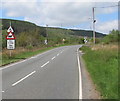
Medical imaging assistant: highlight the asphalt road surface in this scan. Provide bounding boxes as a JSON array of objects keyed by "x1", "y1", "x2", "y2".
[{"x1": 2, "y1": 45, "x2": 82, "y2": 99}]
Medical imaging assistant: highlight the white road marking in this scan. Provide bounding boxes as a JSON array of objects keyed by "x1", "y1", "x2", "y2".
[
  {"x1": 2, "y1": 91, "x2": 5, "y2": 93},
  {"x1": 31, "y1": 57, "x2": 36, "y2": 58},
  {"x1": 1, "y1": 60, "x2": 26, "y2": 70},
  {"x1": 77, "y1": 48, "x2": 82, "y2": 99},
  {"x1": 51, "y1": 56, "x2": 56, "y2": 60},
  {"x1": 57, "y1": 53, "x2": 59, "y2": 56},
  {"x1": 79, "y1": 50, "x2": 82, "y2": 53},
  {"x1": 12, "y1": 71, "x2": 36, "y2": 87},
  {"x1": 1, "y1": 48, "x2": 56, "y2": 70},
  {"x1": 41, "y1": 61, "x2": 50, "y2": 68}
]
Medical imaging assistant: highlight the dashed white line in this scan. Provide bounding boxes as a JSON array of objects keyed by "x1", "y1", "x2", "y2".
[
  {"x1": 57, "y1": 53, "x2": 59, "y2": 56},
  {"x1": 51, "y1": 56, "x2": 56, "y2": 60},
  {"x1": 2, "y1": 91, "x2": 5, "y2": 93},
  {"x1": 41, "y1": 61, "x2": 50, "y2": 68},
  {"x1": 1, "y1": 48, "x2": 56, "y2": 70},
  {"x1": 12, "y1": 71, "x2": 36, "y2": 87}
]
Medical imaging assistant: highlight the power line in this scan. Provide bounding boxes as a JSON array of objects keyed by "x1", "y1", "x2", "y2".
[{"x1": 94, "y1": 5, "x2": 119, "y2": 8}]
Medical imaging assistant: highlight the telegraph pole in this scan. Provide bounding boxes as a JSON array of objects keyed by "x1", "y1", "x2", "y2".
[
  {"x1": 46, "y1": 24, "x2": 48, "y2": 36},
  {"x1": 45, "y1": 24, "x2": 48, "y2": 45},
  {"x1": 92, "y1": 7, "x2": 95, "y2": 44}
]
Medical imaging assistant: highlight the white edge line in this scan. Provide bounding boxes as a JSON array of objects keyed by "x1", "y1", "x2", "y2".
[
  {"x1": 1, "y1": 48, "x2": 66, "y2": 70},
  {"x1": 1, "y1": 60, "x2": 26, "y2": 70},
  {"x1": 51, "y1": 56, "x2": 56, "y2": 60},
  {"x1": 41, "y1": 61, "x2": 50, "y2": 68},
  {"x1": 1, "y1": 48, "x2": 55, "y2": 70},
  {"x1": 12, "y1": 71, "x2": 36, "y2": 87},
  {"x1": 77, "y1": 48, "x2": 82, "y2": 99}
]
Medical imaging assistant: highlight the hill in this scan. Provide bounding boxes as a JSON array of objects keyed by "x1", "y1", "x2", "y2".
[
  {"x1": 70, "y1": 29, "x2": 106, "y2": 38},
  {"x1": 1, "y1": 19, "x2": 106, "y2": 48},
  {"x1": 1, "y1": 19, "x2": 105, "y2": 38}
]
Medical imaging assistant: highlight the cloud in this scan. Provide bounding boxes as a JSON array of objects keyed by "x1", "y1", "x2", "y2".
[
  {"x1": 25, "y1": 2, "x2": 95, "y2": 26},
  {"x1": 2, "y1": 0, "x2": 118, "y2": 33},
  {"x1": 39, "y1": 0, "x2": 119, "y2": 2},
  {"x1": 96, "y1": 20, "x2": 118, "y2": 34},
  {"x1": 2, "y1": 0, "x2": 37, "y2": 2},
  {"x1": 2, "y1": 0, "x2": 37, "y2": 17}
]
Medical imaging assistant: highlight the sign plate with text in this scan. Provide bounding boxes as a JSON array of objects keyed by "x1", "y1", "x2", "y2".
[{"x1": 7, "y1": 40, "x2": 15, "y2": 50}]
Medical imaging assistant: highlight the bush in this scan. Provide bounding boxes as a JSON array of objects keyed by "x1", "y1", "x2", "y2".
[
  {"x1": 26, "y1": 45, "x2": 33, "y2": 50},
  {"x1": 103, "y1": 30, "x2": 119, "y2": 44}
]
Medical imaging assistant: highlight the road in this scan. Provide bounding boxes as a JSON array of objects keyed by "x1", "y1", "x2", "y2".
[{"x1": 1, "y1": 45, "x2": 82, "y2": 99}]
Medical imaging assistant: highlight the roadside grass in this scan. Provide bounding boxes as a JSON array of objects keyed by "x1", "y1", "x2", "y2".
[
  {"x1": 1, "y1": 47, "x2": 54, "y2": 66},
  {"x1": 1, "y1": 43, "x2": 76, "y2": 66},
  {"x1": 80, "y1": 44, "x2": 118, "y2": 99}
]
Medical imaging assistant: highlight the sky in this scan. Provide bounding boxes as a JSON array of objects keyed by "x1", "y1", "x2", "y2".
[{"x1": 0, "y1": 0, "x2": 119, "y2": 34}]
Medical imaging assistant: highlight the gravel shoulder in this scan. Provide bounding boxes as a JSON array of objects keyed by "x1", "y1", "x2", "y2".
[{"x1": 79, "y1": 52, "x2": 101, "y2": 99}]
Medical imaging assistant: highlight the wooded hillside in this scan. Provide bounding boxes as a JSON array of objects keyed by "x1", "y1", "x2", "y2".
[{"x1": 1, "y1": 19, "x2": 106, "y2": 49}]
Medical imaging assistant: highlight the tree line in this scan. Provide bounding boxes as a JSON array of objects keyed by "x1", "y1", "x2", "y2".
[{"x1": 1, "y1": 19, "x2": 84, "y2": 49}]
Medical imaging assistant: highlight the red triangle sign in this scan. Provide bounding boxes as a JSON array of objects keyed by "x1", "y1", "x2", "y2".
[{"x1": 6, "y1": 32, "x2": 16, "y2": 40}]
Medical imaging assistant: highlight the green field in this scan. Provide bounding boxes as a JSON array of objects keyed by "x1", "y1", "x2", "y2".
[{"x1": 80, "y1": 45, "x2": 118, "y2": 99}]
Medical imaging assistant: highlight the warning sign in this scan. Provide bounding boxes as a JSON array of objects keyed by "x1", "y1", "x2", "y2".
[
  {"x1": 6, "y1": 32, "x2": 16, "y2": 40},
  {"x1": 6, "y1": 25, "x2": 16, "y2": 50}
]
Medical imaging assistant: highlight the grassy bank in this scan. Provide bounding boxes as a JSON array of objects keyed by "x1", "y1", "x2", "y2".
[
  {"x1": 1, "y1": 44, "x2": 72, "y2": 66},
  {"x1": 80, "y1": 44, "x2": 118, "y2": 99}
]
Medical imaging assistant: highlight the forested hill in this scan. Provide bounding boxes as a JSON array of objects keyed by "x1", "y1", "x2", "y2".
[
  {"x1": 1, "y1": 19, "x2": 105, "y2": 38},
  {"x1": 70, "y1": 29, "x2": 106, "y2": 37}
]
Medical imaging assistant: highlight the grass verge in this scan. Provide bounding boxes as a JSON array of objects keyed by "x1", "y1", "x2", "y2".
[
  {"x1": 1, "y1": 44, "x2": 73, "y2": 66},
  {"x1": 80, "y1": 44, "x2": 118, "y2": 99},
  {"x1": 2, "y1": 47, "x2": 53, "y2": 66}
]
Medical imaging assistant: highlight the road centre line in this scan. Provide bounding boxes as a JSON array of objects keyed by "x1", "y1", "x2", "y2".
[
  {"x1": 12, "y1": 71, "x2": 36, "y2": 87},
  {"x1": 57, "y1": 53, "x2": 59, "y2": 56},
  {"x1": 77, "y1": 48, "x2": 82, "y2": 99},
  {"x1": 41, "y1": 61, "x2": 50, "y2": 68},
  {"x1": 1, "y1": 48, "x2": 57, "y2": 70},
  {"x1": 51, "y1": 56, "x2": 56, "y2": 60},
  {"x1": 2, "y1": 48, "x2": 65, "y2": 70}
]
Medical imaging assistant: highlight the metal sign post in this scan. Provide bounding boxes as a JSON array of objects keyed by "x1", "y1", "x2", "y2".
[{"x1": 10, "y1": 50, "x2": 11, "y2": 57}]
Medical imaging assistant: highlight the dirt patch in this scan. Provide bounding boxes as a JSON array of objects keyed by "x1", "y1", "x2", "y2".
[{"x1": 91, "y1": 44, "x2": 118, "y2": 51}]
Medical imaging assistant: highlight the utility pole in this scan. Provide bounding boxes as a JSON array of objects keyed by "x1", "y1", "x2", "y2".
[
  {"x1": 92, "y1": 7, "x2": 96, "y2": 44},
  {"x1": 45, "y1": 24, "x2": 48, "y2": 45},
  {"x1": 46, "y1": 24, "x2": 48, "y2": 37}
]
